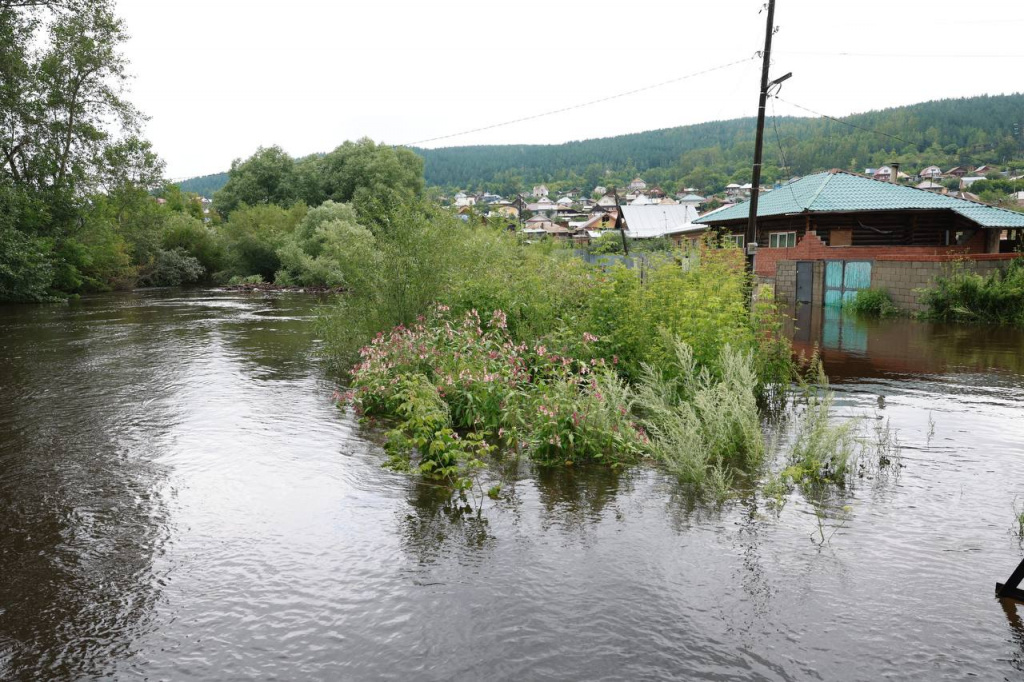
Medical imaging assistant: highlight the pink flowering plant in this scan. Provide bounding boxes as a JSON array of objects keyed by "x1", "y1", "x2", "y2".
[{"x1": 340, "y1": 305, "x2": 648, "y2": 481}]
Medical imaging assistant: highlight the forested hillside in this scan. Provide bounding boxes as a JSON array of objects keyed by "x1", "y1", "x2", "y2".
[
  {"x1": 416, "y1": 94, "x2": 1024, "y2": 193},
  {"x1": 179, "y1": 93, "x2": 1024, "y2": 197},
  {"x1": 179, "y1": 172, "x2": 228, "y2": 197}
]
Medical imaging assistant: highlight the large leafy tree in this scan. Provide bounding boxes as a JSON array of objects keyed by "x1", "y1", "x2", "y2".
[
  {"x1": 1, "y1": 0, "x2": 148, "y2": 197},
  {"x1": 212, "y1": 145, "x2": 299, "y2": 216},
  {"x1": 0, "y1": 0, "x2": 164, "y2": 299}
]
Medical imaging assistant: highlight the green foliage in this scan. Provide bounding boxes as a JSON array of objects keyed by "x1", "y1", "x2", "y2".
[
  {"x1": 412, "y1": 94, "x2": 1024, "y2": 193},
  {"x1": 920, "y1": 258, "x2": 1024, "y2": 326},
  {"x1": 178, "y1": 172, "x2": 229, "y2": 198},
  {"x1": 843, "y1": 288, "x2": 901, "y2": 318},
  {"x1": 274, "y1": 201, "x2": 379, "y2": 289},
  {"x1": 633, "y1": 339, "x2": 764, "y2": 496},
  {"x1": 219, "y1": 203, "x2": 306, "y2": 281},
  {"x1": 212, "y1": 139, "x2": 424, "y2": 223},
  {"x1": 160, "y1": 213, "x2": 225, "y2": 277},
  {"x1": 583, "y1": 250, "x2": 753, "y2": 378},
  {"x1": 782, "y1": 394, "x2": 860, "y2": 489},
  {"x1": 136, "y1": 248, "x2": 205, "y2": 287},
  {"x1": 301, "y1": 138, "x2": 425, "y2": 222},
  {"x1": 0, "y1": 227, "x2": 53, "y2": 302},
  {"x1": 343, "y1": 307, "x2": 645, "y2": 471},
  {"x1": 213, "y1": 146, "x2": 299, "y2": 216},
  {"x1": 587, "y1": 231, "x2": 624, "y2": 254},
  {"x1": 227, "y1": 274, "x2": 264, "y2": 285}
]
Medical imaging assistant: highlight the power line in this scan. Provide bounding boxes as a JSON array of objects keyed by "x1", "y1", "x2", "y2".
[
  {"x1": 773, "y1": 95, "x2": 914, "y2": 146},
  {"x1": 400, "y1": 56, "x2": 756, "y2": 148},
  {"x1": 776, "y1": 50, "x2": 1024, "y2": 59}
]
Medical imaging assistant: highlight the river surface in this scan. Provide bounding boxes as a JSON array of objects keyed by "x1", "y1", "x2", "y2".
[{"x1": 1, "y1": 290, "x2": 1023, "y2": 681}]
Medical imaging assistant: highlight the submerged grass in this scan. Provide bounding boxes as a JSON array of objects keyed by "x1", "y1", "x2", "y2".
[
  {"x1": 920, "y1": 257, "x2": 1024, "y2": 327},
  {"x1": 842, "y1": 288, "x2": 901, "y2": 318}
]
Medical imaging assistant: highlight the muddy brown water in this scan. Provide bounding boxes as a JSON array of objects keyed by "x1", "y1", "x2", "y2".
[{"x1": 1, "y1": 291, "x2": 1023, "y2": 681}]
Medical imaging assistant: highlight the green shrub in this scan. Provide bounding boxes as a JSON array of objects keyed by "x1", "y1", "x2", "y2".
[
  {"x1": 920, "y1": 258, "x2": 1024, "y2": 326},
  {"x1": 633, "y1": 338, "x2": 763, "y2": 495},
  {"x1": 274, "y1": 201, "x2": 379, "y2": 288},
  {"x1": 0, "y1": 228, "x2": 54, "y2": 302},
  {"x1": 219, "y1": 202, "x2": 306, "y2": 281},
  {"x1": 161, "y1": 213, "x2": 225, "y2": 277},
  {"x1": 843, "y1": 288, "x2": 900, "y2": 317},
  {"x1": 137, "y1": 248, "x2": 206, "y2": 287}
]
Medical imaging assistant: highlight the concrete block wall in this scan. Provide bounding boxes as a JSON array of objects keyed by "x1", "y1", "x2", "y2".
[
  {"x1": 774, "y1": 262, "x2": 796, "y2": 303},
  {"x1": 871, "y1": 259, "x2": 1012, "y2": 313},
  {"x1": 774, "y1": 256, "x2": 1019, "y2": 312}
]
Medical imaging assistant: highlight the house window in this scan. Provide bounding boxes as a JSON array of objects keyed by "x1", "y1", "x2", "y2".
[
  {"x1": 768, "y1": 232, "x2": 797, "y2": 248},
  {"x1": 725, "y1": 234, "x2": 744, "y2": 248}
]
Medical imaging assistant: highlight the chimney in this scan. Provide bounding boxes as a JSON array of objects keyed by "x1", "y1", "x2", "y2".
[{"x1": 890, "y1": 162, "x2": 900, "y2": 184}]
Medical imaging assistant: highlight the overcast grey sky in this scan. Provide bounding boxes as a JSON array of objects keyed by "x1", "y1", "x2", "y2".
[{"x1": 115, "y1": 0, "x2": 1024, "y2": 179}]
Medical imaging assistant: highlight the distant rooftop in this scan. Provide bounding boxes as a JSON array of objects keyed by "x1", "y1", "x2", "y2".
[{"x1": 695, "y1": 170, "x2": 1024, "y2": 229}]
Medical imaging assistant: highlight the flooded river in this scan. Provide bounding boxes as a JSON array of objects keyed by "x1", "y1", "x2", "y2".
[{"x1": 2, "y1": 290, "x2": 1023, "y2": 680}]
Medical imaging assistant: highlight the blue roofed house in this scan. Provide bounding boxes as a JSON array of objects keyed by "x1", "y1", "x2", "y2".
[{"x1": 693, "y1": 170, "x2": 1024, "y2": 311}]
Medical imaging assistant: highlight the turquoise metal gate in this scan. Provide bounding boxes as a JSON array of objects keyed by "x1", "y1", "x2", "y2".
[{"x1": 824, "y1": 260, "x2": 872, "y2": 307}]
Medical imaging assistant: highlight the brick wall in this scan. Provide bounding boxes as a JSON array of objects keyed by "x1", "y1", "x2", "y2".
[{"x1": 752, "y1": 230, "x2": 997, "y2": 278}]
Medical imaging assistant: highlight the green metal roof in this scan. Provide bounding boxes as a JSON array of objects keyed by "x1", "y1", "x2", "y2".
[{"x1": 695, "y1": 170, "x2": 1024, "y2": 229}]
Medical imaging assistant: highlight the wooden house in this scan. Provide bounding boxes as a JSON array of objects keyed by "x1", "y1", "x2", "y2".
[{"x1": 694, "y1": 170, "x2": 1024, "y2": 310}]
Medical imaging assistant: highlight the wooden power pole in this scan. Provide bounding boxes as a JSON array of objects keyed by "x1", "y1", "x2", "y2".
[{"x1": 746, "y1": 0, "x2": 777, "y2": 275}]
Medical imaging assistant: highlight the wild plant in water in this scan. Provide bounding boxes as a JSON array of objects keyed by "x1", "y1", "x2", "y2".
[
  {"x1": 1013, "y1": 498, "x2": 1024, "y2": 541},
  {"x1": 633, "y1": 336, "x2": 763, "y2": 496}
]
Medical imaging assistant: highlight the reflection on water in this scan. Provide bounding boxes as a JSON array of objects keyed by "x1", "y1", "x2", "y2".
[
  {"x1": 2, "y1": 291, "x2": 1024, "y2": 680},
  {"x1": 787, "y1": 302, "x2": 1024, "y2": 380}
]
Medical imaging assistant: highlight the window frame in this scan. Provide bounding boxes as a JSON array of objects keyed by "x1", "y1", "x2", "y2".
[{"x1": 768, "y1": 231, "x2": 797, "y2": 248}]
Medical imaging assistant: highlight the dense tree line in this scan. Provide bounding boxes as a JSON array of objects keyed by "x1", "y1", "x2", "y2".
[
  {"x1": 178, "y1": 172, "x2": 228, "y2": 198},
  {"x1": 178, "y1": 94, "x2": 1024, "y2": 201},
  {"x1": 415, "y1": 94, "x2": 1024, "y2": 194},
  {"x1": 211, "y1": 140, "x2": 423, "y2": 222},
  {"x1": 0, "y1": 1, "x2": 429, "y2": 302},
  {"x1": 0, "y1": 0, "x2": 169, "y2": 301}
]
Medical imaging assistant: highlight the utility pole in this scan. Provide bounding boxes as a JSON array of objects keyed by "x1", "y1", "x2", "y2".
[
  {"x1": 614, "y1": 187, "x2": 629, "y2": 255},
  {"x1": 746, "y1": 0, "x2": 777, "y2": 276}
]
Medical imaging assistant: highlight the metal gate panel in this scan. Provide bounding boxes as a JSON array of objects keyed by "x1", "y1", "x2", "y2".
[
  {"x1": 796, "y1": 261, "x2": 813, "y2": 303},
  {"x1": 825, "y1": 261, "x2": 844, "y2": 290},
  {"x1": 844, "y1": 261, "x2": 872, "y2": 290},
  {"x1": 823, "y1": 260, "x2": 872, "y2": 307}
]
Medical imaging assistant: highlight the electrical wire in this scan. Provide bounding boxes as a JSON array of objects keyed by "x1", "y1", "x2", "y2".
[
  {"x1": 770, "y1": 95, "x2": 803, "y2": 209},
  {"x1": 772, "y1": 95, "x2": 914, "y2": 146},
  {"x1": 400, "y1": 56, "x2": 757, "y2": 148}
]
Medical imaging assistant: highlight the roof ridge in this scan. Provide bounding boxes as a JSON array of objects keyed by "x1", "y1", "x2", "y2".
[{"x1": 803, "y1": 171, "x2": 835, "y2": 210}]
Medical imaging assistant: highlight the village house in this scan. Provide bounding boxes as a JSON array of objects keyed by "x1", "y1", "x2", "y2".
[
  {"x1": 919, "y1": 165, "x2": 943, "y2": 180},
  {"x1": 620, "y1": 204, "x2": 701, "y2": 243},
  {"x1": 527, "y1": 197, "x2": 556, "y2": 212},
  {"x1": 915, "y1": 180, "x2": 945, "y2": 193},
  {"x1": 694, "y1": 170, "x2": 1024, "y2": 311},
  {"x1": 522, "y1": 214, "x2": 571, "y2": 238},
  {"x1": 628, "y1": 177, "x2": 647, "y2": 192},
  {"x1": 531, "y1": 184, "x2": 549, "y2": 198},
  {"x1": 677, "y1": 193, "x2": 706, "y2": 209}
]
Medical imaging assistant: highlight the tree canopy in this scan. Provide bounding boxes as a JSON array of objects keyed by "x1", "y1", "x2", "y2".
[{"x1": 213, "y1": 138, "x2": 424, "y2": 221}]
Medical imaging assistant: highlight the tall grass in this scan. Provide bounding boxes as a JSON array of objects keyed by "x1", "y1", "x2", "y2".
[{"x1": 920, "y1": 258, "x2": 1024, "y2": 326}]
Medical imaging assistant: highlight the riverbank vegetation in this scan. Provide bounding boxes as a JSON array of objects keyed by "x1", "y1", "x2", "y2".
[
  {"x1": 920, "y1": 259, "x2": 1024, "y2": 327},
  {"x1": 842, "y1": 288, "x2": 901, "y2": 318}
]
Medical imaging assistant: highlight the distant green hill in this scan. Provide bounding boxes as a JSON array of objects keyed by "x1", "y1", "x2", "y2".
[
  {"x1": 178, "y1": 93, "x2": 1024, "y2": 197},
  {"x1": 178, "y1": 172, "x2": 228, "y2": 198}
]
